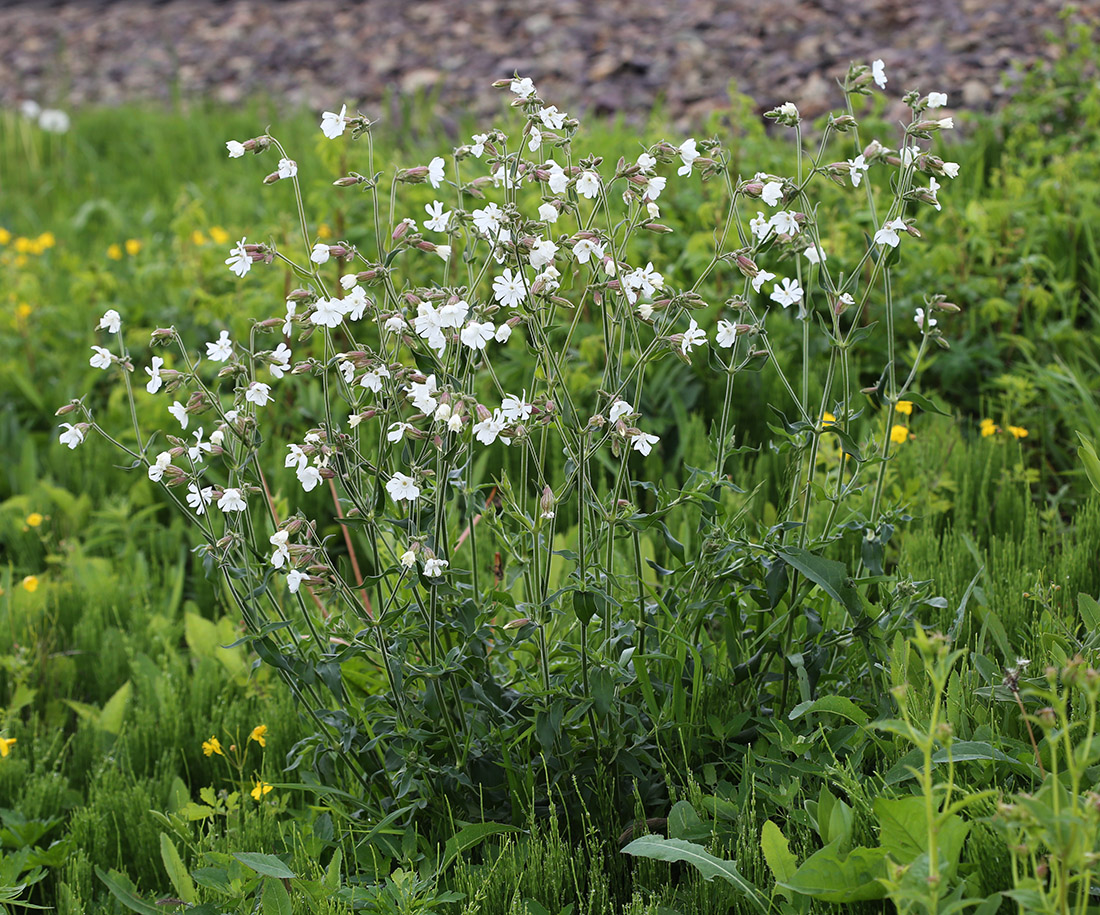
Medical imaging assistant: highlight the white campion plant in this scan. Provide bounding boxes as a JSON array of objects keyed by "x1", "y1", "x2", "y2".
[{"x1": 60, "y1": 63, "x2": 960, "y2": 687}]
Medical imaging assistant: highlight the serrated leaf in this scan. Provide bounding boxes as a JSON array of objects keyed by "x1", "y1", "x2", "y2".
[{"x1": 760, "y1": 820, "x2": 798, "y2": 892}]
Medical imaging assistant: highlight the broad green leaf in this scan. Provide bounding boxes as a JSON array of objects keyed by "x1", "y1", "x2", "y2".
[
  {"x1": 1079, "y1": 593, "x2": 1100, "y2": 631},
  {"x1": 1077, "y1": 432, "x2": 1100, "y2": 494},
  {"x1": 668, "y1": 801, "x2": 711, "y2": 842},
  {"x1": 323, "y1": 848, "x2": 342, "y2": 892},
  {"x1": 159, "y1": 833, "x2": 196, "y2": 903},
  {"x1": 760, "y1": 820, "x2": 798, "y2": 893},
  {"x1": 262, "y1": 877, "x2": 292, "y2": 915},
  {"x1": 788, "y1": 695, "x2": 869, "y2": 726},
  {"x1": 442, "y1": 822, "x2": 521, "y2": 870},
  {"x1": 234, "y1": 853, "x2": 296, "y2": 880},
  {"x1": 776, "y1": 547, "x2": 862, "y2": 619},
  {"x1": 780, "y1": 844, "x2": 888, "y2": 903},
  {"x1": 873, "y1": 796, "x2": 969, "y2": 877},
  {"x1": 95, "y1": 868, "x2": 162, "y2": 915},
  {"x1": 622, "y1": 836, "x2": 767, "y2": 913},
  {"x1": 99, "y1": 680, "x2": 132, "y2": 735},
  {"x1": 902, "y1": 391, "x2": 951, "y2": 417}
]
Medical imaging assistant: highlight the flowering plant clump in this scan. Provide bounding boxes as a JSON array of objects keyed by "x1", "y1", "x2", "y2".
[{"x1": 62, "y1": 65, "x2": 962, "y2": 820}]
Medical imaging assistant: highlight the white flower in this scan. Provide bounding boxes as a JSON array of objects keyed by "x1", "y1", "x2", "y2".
[
  {"x1": 282, "y1": 301, "x2": 296, "y2": 336},
  {"x1": 188, "y1": 428, "x2": 213, "y2": 464},
  {"x1": 637, "y1": 152, "x2": 657, "y2": 172},
  {"x1": 872, "y1": 59, "x2": 887, "y2": 89},
  {"x1": 752, "y1": 269, "x2": 776, "y2": 294},
  {"x1": 361, "y1": 365, "x2": 390, "y2": 392},
  {"x1": 269, "y1": 530, "x2": 291, "y2": 568},
  {"x1": 206, "y1": 330, "x2": 234, "y2": 362},
  {"x1": 575, "y1": 171, "x2": 600, "y2": 199},
  {"x1": 296, "y1": 464, "x2": 322, "y2": 492},
  {"x1": 461, "y1": 320, "x2": 496, "y2": 351},
  {"x1": 311, "y1": 297, "x2": 344, "y2": 328},
  {"x1": 873, "y1": 218, "x2": 907, "y2": 248},
  {"x1": 407, "y1": 374, "x2": 439, "y2": 413},
  {"x1": 39, "y1": 109, "x2": 70, "y2": 133},
  {"x1": 937, "y1": 117, "x2": 954, "y2": 130},
  {"x1": 528, "y1": 126, "x2": 542, "y2": 152},
  {"x1": 246, "y1": 382, "x2": 272, "y2": 406},
  {"x1": 529, "y1": 239, "x2": 558, "y2": 269},
  {"x1": 147, "y1": 451, "x2": 172, "y2": 482},
  {"x1": 803, "y1": 245, "x2": 826, "y2": 265},
  {"x1": 775, "y1": 101, "x2": 799, "y2": 121},
  {"x1": 927, "y1": 91, "x2": 948, "y2": 109},
  {"x1": 470, "y1": 133, "x2": 489, "y2": 157},
  {"x1": 761, "y1": 181, "x2": 784, "y2": 207},
  {"x1": 226, "y1": 140, "x2": 246, "y2": 158},
  {"x1": 510, "y1": 76, "x2": 536, "y2": 98},
  {"x1": 500, "y1": 392, "x2": 532, "y2": 422},
  {"x1": 847, "y1": 154, "x2": 868, "y2": 187},
  {"x1": 547, "y1": 162, "x2": 570, "y2": 195},
  {"x1": 536, "y1": 264, "x2": 561, "y2": 293},
  {"x1": 573, "y1": 238, "x2": 605, "y2": 265},
  {"x1": 900, "y1": 144, "x2": 921, "y2": 168},
  {"x1": 287, "y1": 570, "x2": 308, "y2": 593},
  {"x1": 225, "y1": 237, "x2": 251, "y2": 277},
  {"x1": 769, "y1": 210, "x2": 800, "y2": 236},
  {"x1": 169, "y1": 401, "x2": 189, "y2": 429},
  {"x1": 770, "y1": 277, "x2": 804, "y2": 309},
  {"x1": 631, "y1": 431, "x2": 660, "y2": 456},
  {"x1": 472, "y1": 203, "x2": 503, "y2": 237},
  {"x1": 343, "y1": 286, "x2": 370, "y2": 321},
  {"x1": 423, "y1": 558, "x2": 448, "y2": 578},
  {"x1": 538, "y1": 105, "x2": 566, "y2": 130},
  {"x1": 473, "y1": 411, "x2": 505, "y2": 445},
  {"x1": 716, "y1": 320, "x2": 738, "y2": 348},
  {"x1": 186, "y1": 483, "x2": 214, "y2": 515},
  {"x1": 914, "y1": 307, "x2": 938, "y2": 330},
  {"x1": 400, "y1": 549, "x2": 417, "y2": 569},
  {"x1": 644, "y1": 176, "x2": 667, "y2": 200},
  {"x1": 495, "y1": 323, "x2": 513, "y2": 343},
  {"x1": 386, "y1": 472, "x2": 421, "y2": 502},
  {"x1": 218, "y1": 488, "x2": 247, "y2": 512},
  {"x1": 383, "y1": 315, "x2": 407, "y2": 334},
  {"x1": 89, "y1": 345, "x2": 112, "y2": 370},
  {"x1": 320, "y1": 104, "x2": 348, "y2": 139},
  {"x1": 285, "y1": 444, "x2": 307, "y2": 471},
  {"x1": 310, "y1": 242, "x2": 331, "y2": 265},
  {"x1": 677, "y1": 138, "x2": 699, "y2": 177},
  {"x1": 538, "y1": 202, "x2": 559, "y2": 223},
  {"x1": 609, "y1": 400, "x2": 633, "y2": 423},
  {"x1": 145, "y1": 356, "x2": 164, "y2": 394},
  {"x1": 98, "y1": 309, "x2": 121, "y2": 333},
  {"x1": 267, "y1": 343, "x2": 292, "y2": 380},
  {"x1": 749, "y1": 212, "x2": 771, "y2": 241},
  {"x1": 492, "y1": 268, "x2": 527, "y2": 308},
  {"x1": 434, "y1": 244, "x2": 452, "y2": 262},
  {"x1": 942, "y1": 161, "x2": 960, "y2": 179},
  {"x1": 277, "y1": 158, "x2": 298, "y2": 179},
  {"x1": 58, "y1": 423, "x2": 85, "y2": 449},
  {"x1": 340, "y1": 273, "x2": 358, "y2": 290},
  {"x1": 438, "y1": 300, "x2": 469, "y2": 329},
  {"x1": 926, "y1": 177, "x2": 942, "y2": 211},
  {"x1": 424, "y1": 200, "x2": 451, "y2": 233},
  {"x1": 387, "y1": 422, "x2": 413, "y2": 443},
  {"x1": 680, "y1": 319, "x2": 706, "y2": 355},
  {"x1": 428, "y1": 156, "x2": 445, "y2": 189}
]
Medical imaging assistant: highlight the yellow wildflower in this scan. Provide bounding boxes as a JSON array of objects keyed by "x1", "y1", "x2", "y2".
[
  {"x1": 895, "y1": 401, "x2": 913, "y2": 416},
  {"x1": 251, "y1": 779, "x2": 273, "y2": 800},
  {"x1": 16, "y1": 303, "x2": 32, "y2": 320},
  {"x1": 890, "y1": 424, "x2": 910, "y2": 444},
  {"x1": 14, "y1": 255, "x2": 27, "y2": 268},
  {"x1": 0, "y1": 738, "x2": 15, "y2": 758},
  {"x1": 107, "y1": 243, "x2": 123, "y2": 260},
  {"x1": 21, "y1": 576, "x2": 39, "y2": 593},
  {"x1": 249, "y1": 724, "x2": 268, "y2": 747},
  {"x1": 202, "y1": 735, "x2": 224, "y2": 757},
  {"x1": 14, "y1": 237, "x2": 32, "y2": 254},
  {"x1": 0, "y1": 228, "x2": 11, "y2": 245},
  {"x1": 25, "y1": 513, "x2": 43, "y2": 528},
  {"x1": 820, "y1": 412, "x2": 837, "y2": 429},
  {"x1": 124, "y1": 239, "x2": 142, "y2": 256},
  {"x1": 209, "y1": 226, "x2": 230, "y2": 245},
  {"x1": 1008, "y1": 425, "x2": 1029, "y2": 440},
  {"x1": 190, "y1": 229, "x2": 207, "y2": 246},
  {"x1": 37, "y1": 232, "x2": 56, "y2": 249},
  {"x1": 317, "y1": 223, "x2": 334, "y2": 240},
  {"x1": 980, "y1": 418, "x2": 998, "y2": 438}
]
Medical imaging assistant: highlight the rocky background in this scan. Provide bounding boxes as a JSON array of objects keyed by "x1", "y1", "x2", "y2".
[{"x1": 2, "y1": 0, "x2": 1096, "y2": 127}]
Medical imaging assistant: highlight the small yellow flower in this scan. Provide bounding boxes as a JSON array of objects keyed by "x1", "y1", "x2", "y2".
[
  {"x1": 890, "y1": 424, "x2": 911, "y2": 444},
  {"x1": 25, "y1": 513, "x2": 44, "y2": 528},
  {"x1": 317, "y1": 223, "x2": 334, "y2": 240},
  {"x1": 190, "y1": 229, "x2": 207, "y2": 246},
  {"x1": 107, "y1": 243, "x2": 123, "y2": 260},
  {"x1": 209, "y1": 226, "x2": 230, "y2": 245},
  {"x1": 37, "y1": 231, "x2": 56, "y2": 249},
  {"x1": 14, "y1": 237, "x2": 32, "y2": 254},
  {"x1": 251, "y1": 779, "x2": 273, "y2": 800},
  {"x1": 1008, "y1": 425, "x2": 1029, "y2": 439},
  {"x1": 249, "y1": 724, "x2": 268, "y2": 747},
  {"x1": 0, "y1": 738, "x2": 15, "y2": 758},
  {"x1": 202, "y1": 735, "x2": 224, "y2": 757},
  {"x1": 21, "y1": 576, "x2": 39, "y2": 593},
  {"x1": 980, "y1": 418, "x2": 998, "y2": 438},
  {"x1": 124, "y1": 238, "x2": 142, "y2": 256},
  {"x1": 820, "y1": 412, "x2": 837, "y2": 429},
  {"x1": 895, "y1": 400, "x2": 913, "y2": 416},
  {"x1": 14, "y1": 255, "x2": 28, "y2": 268},
  {"x1": 0, "y1": 227, "x2": 11, "y2": 245},
  {"x1": 16, "y1": 303, "x2": 32, "y2": 320}
]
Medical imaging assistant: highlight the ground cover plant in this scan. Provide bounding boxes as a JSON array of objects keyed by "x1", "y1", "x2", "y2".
[{"x1": 3, "y1": 17, "x2": 1100, "y2": 913}]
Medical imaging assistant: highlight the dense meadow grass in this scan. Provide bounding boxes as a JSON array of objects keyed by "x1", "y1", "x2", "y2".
[{"x1": 2, "y1": 21, "x2": 1100, "y2": 914}]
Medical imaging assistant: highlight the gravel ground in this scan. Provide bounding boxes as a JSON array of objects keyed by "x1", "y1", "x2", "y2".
[{"x1": 2, "y1": 0, "x2": 1096, "y2": 128}]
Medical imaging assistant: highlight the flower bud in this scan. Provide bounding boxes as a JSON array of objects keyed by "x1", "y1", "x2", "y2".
[
  {"x1": 397, "y1": 166, "x2": 429, "y2": 184},
  {"x1": 150, "y1": 327, "x2": 176, "y2": 344},
  {"x1": 286, "y1": 288, "x2": 313, "y2": 302},
  {"x1": 55, "y1": 401, "x2": 81, "y2": 416},
  {"x1": 735, "y1": 254, "x2": 759, "y2": 278},
  {"x1": 643, "y1": 223, "x2": 674, "y2": 234},
  {"x1": 540, "y1": 486, "x2": 555, "y2": 519},
  {"x1": 333, "y1": 175, "x2": 363, "y2": 187}
]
